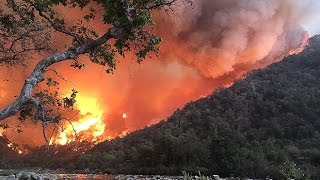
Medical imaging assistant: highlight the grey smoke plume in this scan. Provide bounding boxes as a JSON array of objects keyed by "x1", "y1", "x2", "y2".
[{"x1": 159, "y1": 0, "x2": 317, "y2": 78}]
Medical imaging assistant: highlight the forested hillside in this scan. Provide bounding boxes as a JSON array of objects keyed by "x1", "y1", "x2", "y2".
[{"x1": 75, "y1": 36, "x2": 320, "y2": 179}]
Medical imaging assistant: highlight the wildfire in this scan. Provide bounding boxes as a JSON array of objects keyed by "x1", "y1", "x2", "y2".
[
  {"x1": 51, "y1": 95, "x2": 106, "y2": 145},
  {"x1": 122, "y1": 113, "x2": 127, "y2": 119},
  {"x1": 0, "y1": 129, "x2": 3, "y2": 137},
  {"x1": 287, "y1": 32, "x2": 310, "y2": 56},
  {"x1": 7, "y1": 142, "x2": 24, "y2": 155}
]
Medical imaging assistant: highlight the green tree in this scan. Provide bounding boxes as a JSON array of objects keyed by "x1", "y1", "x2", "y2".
[
  {"x1": 279, "y1": 158, "x2": 304, "y2": 179},
  {"x1": 0, "y1": 0, "x2": 192, "y2": 125}
]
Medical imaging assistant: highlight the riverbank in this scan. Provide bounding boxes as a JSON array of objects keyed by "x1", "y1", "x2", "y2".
[{"x1": 0, "y1": 170, "x2": 270, "y2": 180}]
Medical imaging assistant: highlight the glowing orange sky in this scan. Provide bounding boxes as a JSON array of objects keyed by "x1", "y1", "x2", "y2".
[{"x1": 0, "y1": 0, "x2": 316, "y2": 146}]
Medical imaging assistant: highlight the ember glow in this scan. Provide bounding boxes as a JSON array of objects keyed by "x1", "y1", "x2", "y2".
[
  {"x1": 122, "y1": 113, "x2": 127, "y2": 119},
  {"x1": 286, "y1": 33, "x2": 310, "y2": 56},
  {"x1": 0, "y1": 0, "x2": 320, "y2": 147},
  {"x1": 7, "y1": 142, "x2": 24, "y2": 155},
  {"x1": 51, "y1": 95, "x2": 105, "y2": 145}
]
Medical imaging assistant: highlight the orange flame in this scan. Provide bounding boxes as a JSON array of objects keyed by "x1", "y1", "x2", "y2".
[
  {"x1": 7, "y1": 142, "x2": 24, "y2": 154},
  {"x1": 286, "y1": 32, "x2": 310, "y2": 56},
  {"x1": 51, "y1": 95, "x2": 106, "y2": 145},
  {"x1": 122, "y1": 113, "x2": 127, "y2": 119}
]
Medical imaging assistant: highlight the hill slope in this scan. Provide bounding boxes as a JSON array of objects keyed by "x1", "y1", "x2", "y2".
[
  {"x1": 0, "y1": 136, "x2": 22, "y2": 168},
  {"x1": 78, "y1": 36, "x2": 319, "y2": 179},
  {"x1": 76, "y1": 36, "x2": 320, "y2": 178}
]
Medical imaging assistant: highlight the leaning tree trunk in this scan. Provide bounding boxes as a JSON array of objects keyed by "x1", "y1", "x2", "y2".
[{"x1": 0, "y1": 28, "x2": 120, "y2": 122}]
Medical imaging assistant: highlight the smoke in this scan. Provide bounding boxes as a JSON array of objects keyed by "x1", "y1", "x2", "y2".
[
  {"x1": 157, "y1": 0, "x2": 314, "y2": 78},
  {"x1": 0, "y1": 0, "x2": 319, "y2": 146}
]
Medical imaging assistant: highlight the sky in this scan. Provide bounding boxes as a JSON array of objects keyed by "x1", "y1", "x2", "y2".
[{"x1": 298, "y1": 0, "x2": 320, "y2": 35}]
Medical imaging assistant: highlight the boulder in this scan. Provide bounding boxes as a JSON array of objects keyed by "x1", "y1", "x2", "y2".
[{"x1": 15, "y1": 171, "x2": 42, "y2": 180}]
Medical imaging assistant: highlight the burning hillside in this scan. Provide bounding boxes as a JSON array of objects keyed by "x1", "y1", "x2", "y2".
[
  {"x1": 0, "y1": 0, "x2": 319, "y2": 147},
  {"x1": 50, "y1": 95, "x2": 106, "y2": 145},
  {"x1": 75, "y1": 35, "x2": 320, "y2": 178},
  {"x1": 0, "y1": 135, "x2": 24, "y2": 160}
]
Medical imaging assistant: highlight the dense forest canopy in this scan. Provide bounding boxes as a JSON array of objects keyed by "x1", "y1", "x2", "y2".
[{"x1": 70, "y1": 36, "x2": 320, "y2": 179}]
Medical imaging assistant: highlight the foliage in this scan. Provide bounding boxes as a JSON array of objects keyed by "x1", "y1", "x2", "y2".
[
  {"x1": 3, "y1": 36, "x2": 320, "y2": 179},
  {"x1": 62, "y1": 89, "x2": 78, "y2": 108},
  {"x1": 72, "y1": 36, "x2": 320, "y2": 179},
  {"x1": 1, "y1": 1, "x2": 320, "y2": 178},
  {"x1": 0, "y1": 0, "x2": 192, "y2": 69},
  {"x1": 0, "y1": 0, "x2": 192, "y2": 125},
  {"x1": 182, "y1": 171, "x2": 210, "y2": 180},
  {"x1": 1, "y1": 34, "x2": 320, "y2": 178}
]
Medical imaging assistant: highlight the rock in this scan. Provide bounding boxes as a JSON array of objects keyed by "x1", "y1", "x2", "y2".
[
  {"x1": 1, "y1": 175, "x2": 17, "y2": 180},
  {"x1": 212, "y1": 175, "x2": 220, "y2": 180},
  {"x1": 15, "y1": 171, "x2": 42, "y2": 180},
  {"x1": 40, "y1": 173, "x2": 58, "y2": 180}
]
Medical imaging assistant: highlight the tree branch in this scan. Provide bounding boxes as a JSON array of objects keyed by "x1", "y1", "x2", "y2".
[
  {"x1": 35, "y1": 8, "x2": 83, "y2": 44},
  {"x1": 0, "y1": 28, "x2": 120, "y2": 122}
]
